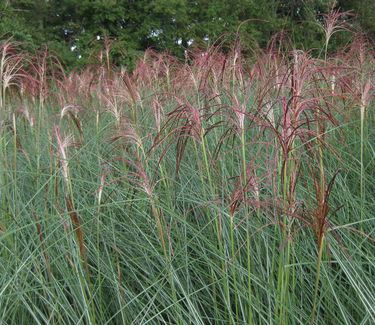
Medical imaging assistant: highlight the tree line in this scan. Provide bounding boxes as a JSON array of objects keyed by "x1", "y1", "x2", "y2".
[{"x1": 1, "y1": 0, "x2": 374, "y2": 69}]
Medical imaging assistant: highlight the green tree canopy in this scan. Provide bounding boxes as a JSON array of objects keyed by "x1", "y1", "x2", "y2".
[{"x1": 1, "y1": 0, "x2": 374, "y2": 69}]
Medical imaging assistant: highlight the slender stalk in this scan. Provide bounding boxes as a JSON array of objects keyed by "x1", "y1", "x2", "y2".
[
  {"x1": 12, "y1": 113, "x2": 17, "y2": 179},
  {"x1": 229, "y1": 213, "x2": 239, "y2": 322},
  {"x1": 360, "y1": 104, "x2": 365, "y2": 231},
  {"x1": 241, "y1": 127, "x2": 253, "y2": 324},
  {"x1": 311, "y1": 234, "x2": 325, "y2": 324}
]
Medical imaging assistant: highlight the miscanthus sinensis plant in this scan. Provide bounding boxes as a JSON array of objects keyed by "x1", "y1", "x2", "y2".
[{"x1": 0, "y1": 12, "x2": 374, "y2": 324}]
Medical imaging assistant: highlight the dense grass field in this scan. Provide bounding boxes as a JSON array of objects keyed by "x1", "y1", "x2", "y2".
[{"x1": 0, "y1": 30, "x2": 374, "y2": 324}]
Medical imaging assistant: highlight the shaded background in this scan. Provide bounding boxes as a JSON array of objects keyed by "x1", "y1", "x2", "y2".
[{"x1": 1, "y1": 0, "x2": 374, "y2": 69}]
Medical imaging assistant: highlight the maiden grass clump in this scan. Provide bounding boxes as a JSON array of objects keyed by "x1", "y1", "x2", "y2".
[{"x1": 0, "y1": 16, "x2": 374, "y2": 324}]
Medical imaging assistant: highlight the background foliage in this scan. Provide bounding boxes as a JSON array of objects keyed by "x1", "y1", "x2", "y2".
[{"x1": 1, "y1": 0, "x2": 374, "y2": 69}]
